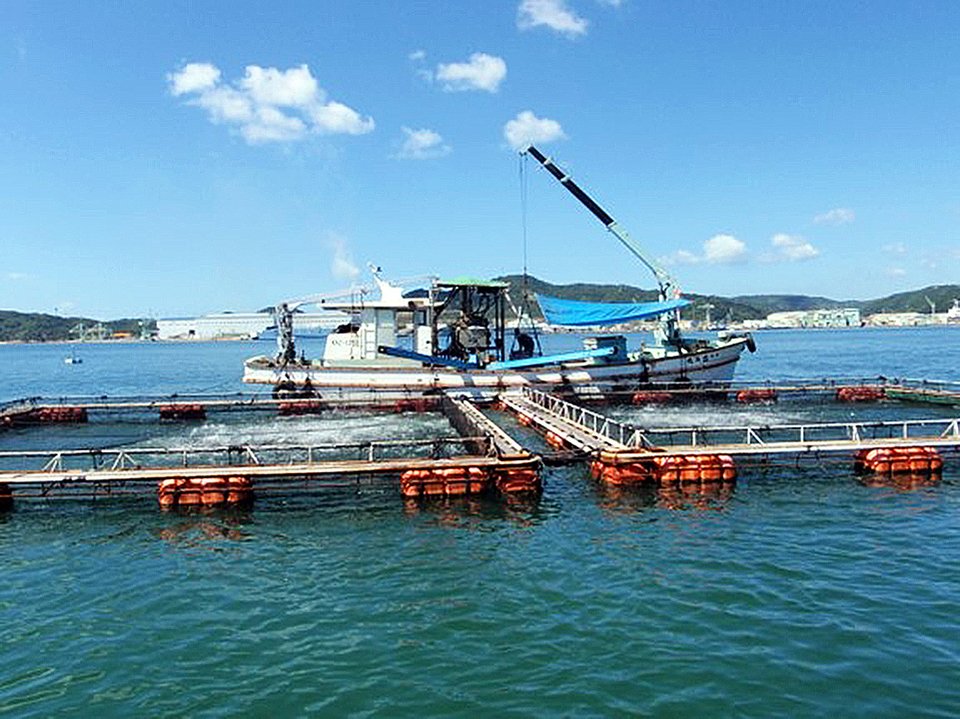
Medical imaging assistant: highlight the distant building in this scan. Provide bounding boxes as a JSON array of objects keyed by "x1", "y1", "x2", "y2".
[
  {"x1": 867, "y1": 312, "x2": 934, "y2": 327},
  {"x1": 765, "y1": 308, "x2": 861, "y2": 329},
  {"x1": 157, "y1": 311, "x2": 350, "y2": 340}
]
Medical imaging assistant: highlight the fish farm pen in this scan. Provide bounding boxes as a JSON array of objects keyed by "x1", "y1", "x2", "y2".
[{"x1": 0, "y1": 376, "x2": 958, "y2": 512}]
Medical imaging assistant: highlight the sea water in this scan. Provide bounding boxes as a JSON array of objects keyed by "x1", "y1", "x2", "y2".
[{"x1": 1, "y1": 328, "x2": 959, "y2": 717}]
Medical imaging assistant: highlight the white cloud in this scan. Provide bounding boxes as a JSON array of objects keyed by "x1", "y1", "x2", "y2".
[
  {"x1": 518, "y1": 0, "x2": 589, "y2": 37},
  {"x1": 408, "y1": 49, "x2": 426, "y2": 62},
  {"x1": 239, "y1": 64, "x2": 318, "y2": 107},
  {"x1": 662, "y1": 234, "x2": 747, "y2": 265},
  {"x1": 327, "y1": 235, "x2": 361, "y2": 281},
  {"x1": 886, "y1": 266, "x2": 907, "y2": 278},
  {"x1": 770, "y1": 233, "x2": 819, "y2": 261},
  {"x1": 435, "y1": 53, "x2": 507, "y2": 93},
  {"x1": 309, "y1": 102, "x2": 376, "y2": 135},
  {"x1": 813, "y1": 207, "x2": 855, "y2": 225},
  {"x1": 394, "y1": 127, "x2": 451, "y2": 160},
  {"x1": 704, "y1": 234, "x2": 748, "y2": 264},
  {"x1": 242, "y1": 106, "x2": 306, "y2": 143},
  {"x1": 504, "y1": 110, "x2": 566, "y2": 150},
  {"x1": 169, "y1": 62, "x2": 221, "y2": 96},
  {"x1": 168, "y1": 62, "x2": 374, "y2": 144},
  {"x1": 196, "y1": 85, "x2": 254, "y2": 125},
  {"x1": 662, "y1": 249, "x2": 701, "y2": 266},
  {"x1": 5, "y1": 271, "x2": 31, "y2": 281},
  {"x1": 882, "y1": 242, "x2": 907, "y2": 255}
]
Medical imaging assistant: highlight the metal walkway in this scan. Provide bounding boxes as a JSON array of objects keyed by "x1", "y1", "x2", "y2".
[
  {"x1": 499, "y1": 388, "x2": 631, "y2": 452},
  {"x1": 0, "y1": 393, "x2": 544, "y2": 503},
  {"x1": 501, "y1": 387, "x2": 960, "y2": 460}
]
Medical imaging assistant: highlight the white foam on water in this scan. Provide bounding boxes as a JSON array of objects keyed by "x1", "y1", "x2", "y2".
[
  {"x1": 149, "y1": 411, "x2": 453, "y2": 449},
  {"x1": 608, "y1": 403, "x2": 811, "y2": 429}
]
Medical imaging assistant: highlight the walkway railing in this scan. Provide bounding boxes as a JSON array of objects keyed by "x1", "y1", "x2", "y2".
[
  {"x1": 0, "y1": 435, "x2": 495, "y2": 474},
  {"x1": 518, "y1": 387, "x2": 635, "y2": 447},
  {"x1": 627, "y1": 417, "x2": 960, "y2": 450}
]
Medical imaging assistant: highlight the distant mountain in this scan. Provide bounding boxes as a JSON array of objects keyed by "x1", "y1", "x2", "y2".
[
  {"x1": 0, "y1": 311, "x2": 154, "y2": 342},
  {"x1": 858, "y1": 284, "x2": 960, "y2": 315},
  {"x1": 494, "y1": 275, "x2": 960, "y2": 322}
]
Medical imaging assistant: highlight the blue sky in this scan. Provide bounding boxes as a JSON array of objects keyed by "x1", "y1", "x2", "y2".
[{"x1": 2, "y1": 1, "x2": 959, "y2": 318}]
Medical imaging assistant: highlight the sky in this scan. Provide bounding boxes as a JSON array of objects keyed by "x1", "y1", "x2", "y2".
[{"x1": 2, "y1": 0, "x2": 959, "y2": 319}]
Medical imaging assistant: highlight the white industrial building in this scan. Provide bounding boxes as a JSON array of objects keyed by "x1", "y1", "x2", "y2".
[
  {"x1": 157, "y1": 311, "x2": 351, "y2": 340},
  {"x1": 765, "y1": 308, "x2": 861, "y2": 329}
]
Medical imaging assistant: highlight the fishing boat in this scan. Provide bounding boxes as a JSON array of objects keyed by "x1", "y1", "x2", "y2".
[{"x1": 242, "y1": 146, "x2": 755, "y2": 399}]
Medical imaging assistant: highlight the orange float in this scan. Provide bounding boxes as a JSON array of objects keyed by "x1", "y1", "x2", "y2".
[
  {"x1": 157, "y1": 478, "x2": 182, "y2": 509},
  {"x1": 200, "y1": 477, "x2": 228, "y2": 506},
  {"x1": 400, "y1": 466, "x2": 491, "y2": 498},
  {"x1": 277, "y1": 400, "x2": 324, "y2": 416},
  {"x1": 493, "y1": 467, "x2": 540, "y2": 495},
  {"x1": 544, "y1": 431, "x2": 567, "y2": 450},
  {"x1": 226, "y1": 476, "x2": 254, "y2": 505},
  {"x1": 631, "y1": 391, "x2": 673, "y2": 405},
  {"x1": 394, "y1": 398, "x2": 434, "y2": 413},
  {"x1": 836, "y1": 386, "x2": 885, "y2": 403},
  {"x1": 24, "y1": 406, "x2": 89, "y2": 423},
  {"x1": 158, "y1": 404, "x2": 206, "y2": 420},
  {"x1": 592, "y1": 453, "x2": 737, "y2": 486},
  {"x1": 655, "y1": 454, "x2": 737, "y2": 484},
  {"x1": 855, "y1": 447, "x2": 942, "y2": 476},
  {"x1": 156, "y1": 476, "x2": 254, "y2": 509},
  {"x1": 736, "y1": 388, "x2": 777, "y2": 404}
]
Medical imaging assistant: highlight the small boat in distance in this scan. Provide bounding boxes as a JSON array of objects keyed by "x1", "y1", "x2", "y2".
[
  {"x1": 64, "y1": 349, "x2": 82, "y2": 365},
  {"x1": 242, "y1": 146, "x2": 755, "y2": 399}
]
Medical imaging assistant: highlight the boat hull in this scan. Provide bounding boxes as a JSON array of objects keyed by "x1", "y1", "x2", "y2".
[{"x1": 243, "y1": 337, "x2": 751, "y2": 401}]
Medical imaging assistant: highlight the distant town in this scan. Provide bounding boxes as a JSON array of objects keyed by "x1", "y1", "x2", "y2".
[{"x1": 737, "y1": 299, "x2": 960, "y2": 330}]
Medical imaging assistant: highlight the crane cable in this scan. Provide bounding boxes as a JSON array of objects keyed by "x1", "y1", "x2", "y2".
[
  {"x1": 515, "y1": 152, "x2": 542, "y2": 357},
  {"x1": 519, "y1": 152, "x2": 529, "y2": 282}
]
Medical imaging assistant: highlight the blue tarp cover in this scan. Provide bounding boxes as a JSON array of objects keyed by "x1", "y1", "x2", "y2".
[{"x1": 536, "y1": 294, "x2": 690, "y2": 326}]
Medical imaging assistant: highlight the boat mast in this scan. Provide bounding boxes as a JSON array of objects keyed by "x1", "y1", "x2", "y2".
[{"x1": 523, "y1": 145, "x2": 683, "y2": 345}]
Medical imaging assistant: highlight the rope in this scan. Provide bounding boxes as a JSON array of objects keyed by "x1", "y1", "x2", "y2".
[
  {"x1": 514, "y1": 152, "x2": 544, "y2": 357},
  {"x1": 519, "y1": 152, "x2": 529, "y2": 284}
]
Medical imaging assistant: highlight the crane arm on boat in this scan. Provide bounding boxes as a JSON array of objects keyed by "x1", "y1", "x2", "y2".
[{"x1": 523, "y1": 145, "x2": 680, "y2": 302}]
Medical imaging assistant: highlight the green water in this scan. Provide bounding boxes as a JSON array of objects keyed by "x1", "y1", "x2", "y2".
[{"x1": 1, "y1": 329, "x2": 960, "y2": 716}]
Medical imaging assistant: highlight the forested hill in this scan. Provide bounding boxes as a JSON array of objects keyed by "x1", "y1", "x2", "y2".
[
  {"x1": 495, "y1": 275, "x2": 960, "y2": 321},
  {"x1": 0, "y1": 311, "x2": 152, "y2": 342}
]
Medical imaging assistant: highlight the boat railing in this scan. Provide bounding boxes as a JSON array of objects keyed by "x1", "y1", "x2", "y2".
[{"x1": 626, "y1": 417, "x2": 960, "y2": 450}]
